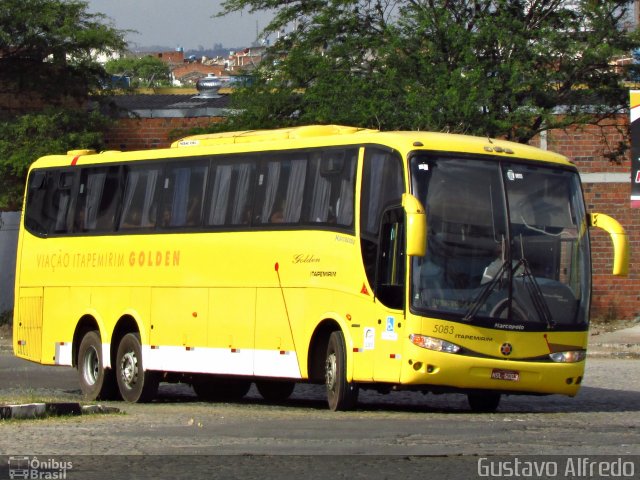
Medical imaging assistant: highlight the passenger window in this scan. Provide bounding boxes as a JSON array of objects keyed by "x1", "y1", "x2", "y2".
[
  {"x1": 160, "y1": 162, "x2": 208, "y2": 228},
  {"x1": 360, "y1": 149, "x2": 405, "y2": 237},
  {"x1": 75, "y1": 167, "x2": 121, "y2": 232},
  {"x1": 256, "y1": 157, "x2": 307, "y2": 225},
  {"x1": 304, "y1": 149, "x2": 357, "y2": 227},
  {"x1": 206, "y1": 161, "x2": 254, "y2": 226},
  {"x1": 119, "y1": 165, "x2": 161, "y2": 230},
  {"x1": 25, "y1": 170, "x2": 78, "y2": 235}
]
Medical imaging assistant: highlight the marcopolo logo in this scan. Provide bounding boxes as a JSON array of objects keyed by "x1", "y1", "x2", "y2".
[
  {"x1": 8, "y1": 456, "x2": 72, "y2": 479},
  {"x1": 500, "y1": 343, "x2": 513, "y2": 356}
]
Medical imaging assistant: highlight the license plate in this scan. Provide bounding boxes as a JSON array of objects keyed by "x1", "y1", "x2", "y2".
[{"x1": 491, "y1": 369, "x2": 520, "y2": 382}]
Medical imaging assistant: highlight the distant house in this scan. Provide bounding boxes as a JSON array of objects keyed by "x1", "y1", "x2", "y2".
[
  {"x1": 227, "y1": 46, "x2": 267, "y2": 72},
  {"x1": 171, "y1": 64, "x2": 227, "y2": 87},
  {"x1": 152, "y1": 50, "x2": 187, "y2": 69}
]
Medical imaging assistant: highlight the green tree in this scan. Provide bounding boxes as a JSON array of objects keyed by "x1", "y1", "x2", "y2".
[
  {"x1": 0, "y1": 0, "x2": 127, "y2": 209},
  {"x1": 0, "y1": 109, "x2": 110, "y2": 210},
  {"x1": 216, "y1": 0, "x2": 640, "y2": 147},
  {"x1": 105, "y1": 56, "x2": 172, "y2": 88},
  {"x1": 0, "y1": 0, "x2": 127, "y2": 111}
]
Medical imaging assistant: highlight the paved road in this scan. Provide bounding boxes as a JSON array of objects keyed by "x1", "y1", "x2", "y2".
[{"x1": 1, "y1": 352, "x2": 639, "y2": 479}]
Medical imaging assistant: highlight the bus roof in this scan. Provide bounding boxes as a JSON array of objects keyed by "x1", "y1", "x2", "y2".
[{"x1": 32, "y1": 124, "x2": 572, "y2": 168}]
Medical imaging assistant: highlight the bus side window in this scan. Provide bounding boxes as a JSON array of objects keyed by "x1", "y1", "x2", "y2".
[
  {"x1": 256, "y1": 157, "x2": 307, "y2": 225},
  {"x1": 24, "y1": 171, "x2": 49, "y2": 235},
  {"x1": 335, "y1": 151, "x2": 357, "y2": 226},
  {"x1": 24, "y1": 170, "x2": 77, "y2": 236},
  {"x1": 52, "y1": 172, "x2": 76, "y2": 233},
  {"x1": 75, "y1": 167, "x2": 121, "y2": 233},
  {"x1": 119, "y1": 165, "x2": 161, "y2": 230},
  {"x1": 303, "y1": 149, "x2": 357, "y2": 227},
  {"x1": 206, "y1": 160, "x2": 254, "y2": 226},
  {"x1": 160, "y1": 162, "x2": 208, "y2": 228}
]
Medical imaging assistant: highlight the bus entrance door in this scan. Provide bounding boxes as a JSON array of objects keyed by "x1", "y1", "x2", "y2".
[{"x1": 371, "y1": 207, "x2": 406, "y2": 383}]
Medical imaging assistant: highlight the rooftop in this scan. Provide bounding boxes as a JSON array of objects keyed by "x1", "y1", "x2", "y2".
[{"x1": 105, "y1": 93, "x2": 231, "y2": 118}]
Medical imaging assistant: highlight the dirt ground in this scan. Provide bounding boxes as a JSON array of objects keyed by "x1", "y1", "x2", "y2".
[
  {"x1": 0, "y1": 324, "x2": 11, "y2": 343},
  {"x1": 588, "y1": 316, "x2": 640, "y2": 336},
  {"x1": 0, "y1": 323, "x2": 11, "y2": 346}
]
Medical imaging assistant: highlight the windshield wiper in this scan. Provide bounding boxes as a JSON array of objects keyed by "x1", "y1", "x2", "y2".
[
  {"x1": 514, "y1": 257, "x2": 556, "y2": 330},
  {"x1": 463, "y1": 260, "x2": 509, "y2": 322},
  {"x1": 463, "y1": 258, "x2": 556, "y2": 329}
]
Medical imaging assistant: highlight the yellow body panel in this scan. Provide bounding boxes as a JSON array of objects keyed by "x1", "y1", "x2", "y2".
[{"x1": 208, "y1": 288, "x2": 255, "y2": 350}]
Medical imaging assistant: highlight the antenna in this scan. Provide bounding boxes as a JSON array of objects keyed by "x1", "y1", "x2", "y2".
[{"x1": 274, "y1": 262, "x2": 298, "y2": 353}]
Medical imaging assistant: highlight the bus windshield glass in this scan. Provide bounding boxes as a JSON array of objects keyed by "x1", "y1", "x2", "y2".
[{"x1": 410, "y1": 154, "x2": 591, "y2": 331}]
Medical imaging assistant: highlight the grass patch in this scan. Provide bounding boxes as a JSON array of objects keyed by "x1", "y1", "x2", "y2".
[{"x1": 1, "y1": 390, "x2": 78, "y2": 405}]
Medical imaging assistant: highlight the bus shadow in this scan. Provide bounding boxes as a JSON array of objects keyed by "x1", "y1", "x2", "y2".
[
  {"x1": 151, "y1": 383, "x2": 640, "y2": 415},
  {"x1": 344, "y1": 386, "x2": 640, "y2": 414}
]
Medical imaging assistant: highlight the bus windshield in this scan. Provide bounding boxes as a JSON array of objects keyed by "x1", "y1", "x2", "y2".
[{"x1": 410, "y1": 154, "x2": 591, "y2": 331}]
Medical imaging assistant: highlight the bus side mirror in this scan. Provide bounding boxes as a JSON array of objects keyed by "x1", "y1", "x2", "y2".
[
  {"x1": 588, "y1": 213, "x2": 629, "y2": 276},
  {"x1": 402, "y1": 193, "x2": 427, "y2": 257}
]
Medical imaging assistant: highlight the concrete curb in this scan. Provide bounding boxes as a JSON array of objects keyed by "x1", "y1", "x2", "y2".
[
  {"x1": 587, "y1": 324, "x2": 640, "y2": 359},
  {"x1": 587, "y1": 345, "x2": 640, "y2": 359},
  {"x1": 0, "y1": 402, "x2": 120, "y2": 420}
]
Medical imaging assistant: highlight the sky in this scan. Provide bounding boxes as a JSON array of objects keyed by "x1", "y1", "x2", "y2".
[{"x1": 85, "y1": 0, "x2": 274, "y2": 50}]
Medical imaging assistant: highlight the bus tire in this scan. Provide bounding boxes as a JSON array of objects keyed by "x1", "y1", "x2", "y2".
[
  {"x1": 325, "y1": 331, "x2": 359, "y2": 411},
  {"x1": 467, "y1": 392, "x2": 501, "y2": 412},
  {"x1": 77, "y1": 330, "x2": 118, "y2": 400},
  {"x1": 192, "y1": 376, "x2": 251, "y2": 402},
  {"x1": 256, "y1": 380, "x2": 296, "y2": 403},
  {"x1": 115, "y1": 333, "x2": 159, "y2": 403}
]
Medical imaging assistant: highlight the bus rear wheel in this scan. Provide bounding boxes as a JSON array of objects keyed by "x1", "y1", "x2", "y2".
[
  {"x1": 325, "y1": 331, "x2": 359, "y2": 411},
  {"x1": 77, "y1": 330, "x2": 118, "y2": 400},
  {"x1": 256, "y1": 380, "x2": 296, "y2": 403},
  {"x1": 467, "y1": 392, "x2": 501, "y2": 412},
  {"x1": 115, "y1": 333, "x2": 159, "y2": 403}
]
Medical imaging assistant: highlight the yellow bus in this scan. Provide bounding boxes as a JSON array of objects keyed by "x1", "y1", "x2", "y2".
[{"x1": 13, "y1": 125, "x2": 628, "y2": 411}]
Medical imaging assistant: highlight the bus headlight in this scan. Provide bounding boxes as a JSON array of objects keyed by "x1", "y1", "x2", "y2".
[
  {"x1": 549, "y1": 350, "x2": 586, "y2": 363},
  {"x1": 410, "y1": 334, "x2": 461, "y2": 353}
]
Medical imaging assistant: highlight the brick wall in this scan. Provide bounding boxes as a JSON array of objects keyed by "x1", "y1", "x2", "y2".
[
  {"x1": 104, "y1": 117, "x2": 223, "y2": 151},
  {"x1": 538, "y1": 117, "x2": 638, "y2": 321},
  {"x1": 105, "y1": 115, "x2": 640, "y2": 321}
]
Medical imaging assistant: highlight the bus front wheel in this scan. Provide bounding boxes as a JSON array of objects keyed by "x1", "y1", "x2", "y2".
[
  {"x1": 115, "y1": 333, "x2": 159, "y2": 403},
  {"x1": 77, "y1": 330, "x2": 118, "y2": 400},
  {"x1": 325, "y1": 331, "x2": 359, "y2": 411}
]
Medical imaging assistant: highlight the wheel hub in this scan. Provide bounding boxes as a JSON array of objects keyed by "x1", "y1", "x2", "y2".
[
  {"x1": 82, "y1": 346, "x2": 99, "y2": 386},
  {"x1": 325, "y1": 352, "x2": 337, "y2": 392},
  {"x1": 120, "y1": 351, "x2": 138, "y2": 388}
]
